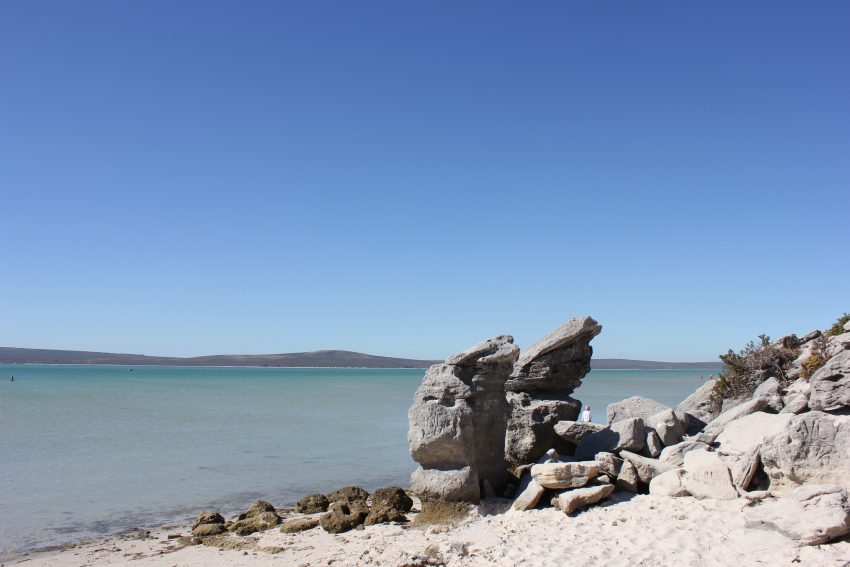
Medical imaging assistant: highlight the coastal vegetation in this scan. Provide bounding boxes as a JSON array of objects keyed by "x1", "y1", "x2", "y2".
[{"x1": 713, "y1": 335, "x2": 799, "y2": 402}]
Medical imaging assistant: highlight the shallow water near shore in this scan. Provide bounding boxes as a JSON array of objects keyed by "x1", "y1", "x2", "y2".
[{"x1": 0, "y1": 364, "x2": 716, "y2": 557}]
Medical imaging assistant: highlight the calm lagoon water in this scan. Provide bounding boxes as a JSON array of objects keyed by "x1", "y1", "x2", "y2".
[{"x1": 0, "y1": 364, "x2": 714, "y2": 556}]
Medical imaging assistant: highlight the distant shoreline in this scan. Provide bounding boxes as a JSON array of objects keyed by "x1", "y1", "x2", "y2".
[{"x1": 0, "y1": 362, "x2": 722, "y2": 371}]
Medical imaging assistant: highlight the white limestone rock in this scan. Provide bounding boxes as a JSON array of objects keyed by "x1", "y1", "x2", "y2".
[
  {"x1": 759, "y1": 411, "x2": 850, "y2": 492},
  {"x1": 681, "y1": 449, "x2": 739, "y2": 500},
  {"x1": 808, "y1": 350, "x2": 850, "y2": 412},
  {"x1": 618, "y1": 450, "x2": 672, "y2": 484},
  {"x1": 556, "y1": 484, "x2": 615, "y2": 514},
  {"x1": 607, "y1": 396, "x2": 670, "y2": 425},
  {"x1": 530, "y1": 461, "x2": 599, "y2": 490},
  {"x1": 745, "y1": 484, "x2": 850, "y2": 546},
  {"x1": 649, "y1": 468, "x2": 688, "y2": 497}
]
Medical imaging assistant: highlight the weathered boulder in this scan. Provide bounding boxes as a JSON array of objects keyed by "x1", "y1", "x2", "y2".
[
  {"x1": 230, "y1": 511, "x2": 280, "y2": 535},
  {"x1": 574, "y1": 418, "x2": 645, "y2": 460},
  {"x1": 808, "y1": 350, "x2": 850, "y2": 412},
  {"x1": 555, "y1": 484, "x2": 615, "y2": 514},
  {"x1": 511, "y1": 478, "x2": 546, "y2": 511},
  {"x1": 714, "y1": 412, "x2": 794, "y2": 490},
  {"x1": 410, "y1": 466, "x2": 479, "y2": 502},
  {"x1": 364, "y1": 505, "x2": 408, "y2": 526},
  {"x1": 681, "y1": 449, "x2": 738, "y2": 500},
  {"x1": 619, "y1": 450, "x2": 672, "y2": 484},
  {"x1": 505, "y1": 317, "x2": 602, "y2": 394},
  {"x1": 752, "y1": 377, "x2": 784, "y2": 412},
  {"x1": 553, "y1": 420, "x2": 606, "y2": 445},
  {"x1": 658, "y1": 440, "x2": 709, "y2": 468},
  {"x1": 505, "y1": 317, "x2": 601, "y2": 473},
  {"x1": 645, "y1": 429, "x2": 663, "y2": 458},
  {"x1": 192, "y1": 511, "x2": 225, "y2": 531},
  {"x1": 615, "y1": 461, "x2": 639, "y2": 493},
  {"x1": 607, "y1": 396, "x2": 670, "y2": 425},
  {"x1": 409, "y1": 335, "x2": 519, "y2": 501},
  {"x1": 193, "y1": 523, "x2": 227, "y2": 537},
  {"x1": 702, "y1": 397, "x2": 770, "y2": 440},
  {"x1": 327, "y1": 486, "x2": 369, "y2": 504},
  {"x1": 505, "y1": 393, "x2": 581, "y2": 473},
  {"x1": 759, "y1": 412, "x2": 850, "y2": 492},
  {"x1": 649, "y1": 468, "x2": 688, "y2": 497},
  {"x1": 296, "y1": 493, "x2": 329, "y2": 514},
  {"x1": 280, "y1": 516, "x2": 320, "y2": 533},
  {"x1": 594, "y1": 452, "x2": 624, "y2": 478},
  {"x1": 319, "y1": 502, "x2": 369, "y2": 534},
  {"x1": 745, "y1": 485, "x2": 850, "y2": 546},
  {"x1": 780, "y1": 393, "x2": 808, "y2": 415},
  {"x1": 677, "y1": 381, "x2": 722, "y2": 428},
  {"x1": 237, "y1": 500, "x2": 277, "y2": 520},
  {"x1": 530, "y1": 461, "x2": 599, "y2": 489},
  {"x1": 645, "y1": 409, "x2": 686, "y2": 447},
  {"x1": 370, "y1": 487, "x2": 413, "y2": 512}
]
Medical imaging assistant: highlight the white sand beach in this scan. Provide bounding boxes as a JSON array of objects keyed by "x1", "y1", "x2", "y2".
[{"x1": 13, "y1": 493, "x2": 850, "y2": 567}]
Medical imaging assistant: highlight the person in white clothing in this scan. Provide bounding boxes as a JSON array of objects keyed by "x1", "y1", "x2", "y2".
[{"x1": 579, "y1": 405, "x2": 592, "y2": 422}]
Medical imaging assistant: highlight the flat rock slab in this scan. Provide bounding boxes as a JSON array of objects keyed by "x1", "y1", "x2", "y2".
[
  {"x1": 608, "y1": 396, "x2": 670, "y2": 425},
  {"x1": 681, "y1": 449, "x2": 738, "y2": 500},
  {"x1": 703, "y1": 397, "x2": 770, "y2": 439},
  {"x1": 511, "y1": 478, "x2": 546, "y2": 511},
  {"x1": 531, "y1": 461, "x2": 599, "y2": 489},
  {"x1": 554, "y1": 420, "x2": 606, "y2": 445},
  {"x1": 619, "y1": 450, "x2": 672, "y2": 484},
  {"x1": 745, "y1": 484, "x2": 850, "y2": 546},
  {"x1": 659, "y1": 440, "x2": 709, "y2": 468},
  {"x1": 556, "y1": 484, "x2": 615, "y2": 514}
]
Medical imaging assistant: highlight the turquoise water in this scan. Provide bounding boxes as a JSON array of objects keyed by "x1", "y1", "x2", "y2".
[{"x1": 0, "y1": 364, "x2": 714, "y2": 556}]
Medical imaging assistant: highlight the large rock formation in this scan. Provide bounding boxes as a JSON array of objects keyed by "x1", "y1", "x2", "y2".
[
  {"x1": 745, "y1": 484, "x2": 850, "y2": 546},
  {"x1": 759, "y1": 411, "x2": 850, "y2": 492},
  {"x1": 408, "y1": 335, "x2": 519, "y2": 501},
  {"x1": 808, "y1": 350, "x2": 850, "y2": 412},
  {"x1": 505, "y1": 317, "x2": 602, "y2": 473}
]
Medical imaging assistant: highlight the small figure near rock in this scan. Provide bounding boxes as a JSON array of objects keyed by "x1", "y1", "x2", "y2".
[{"x1": 579, "y1": 405, "x2": 592, "y2": 423}]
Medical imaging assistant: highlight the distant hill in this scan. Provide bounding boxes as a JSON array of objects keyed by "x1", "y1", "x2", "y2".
[
  {"x1": 0, "y1": 347, "x2": 722, "y2": 370},
  {"x1": 591, "y1": 358, "x2": 722, "y2": 370},
  {"x1": 0, "y1": 347, "x2": 441, "y2": 369}
]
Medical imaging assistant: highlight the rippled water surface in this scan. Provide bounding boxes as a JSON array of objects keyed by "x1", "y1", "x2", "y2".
[{"x1": 0, "y1": 364, "x2": 714, "y2": 556}]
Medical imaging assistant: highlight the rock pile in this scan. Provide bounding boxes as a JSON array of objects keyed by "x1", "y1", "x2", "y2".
[
  {"x1": 408, "y1": 317, "x2": 601, "y2": 502},
  {"x1": 192, "y1": 486, "x2": 415, "y2": 541},
  {"x1": 508, "y1": 318, "x2": 850, "y2": 545}
]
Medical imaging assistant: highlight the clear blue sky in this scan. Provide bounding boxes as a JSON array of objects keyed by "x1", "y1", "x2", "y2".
[{"x1": 1, "y1": 1, "x2": 847, "y2": 361}]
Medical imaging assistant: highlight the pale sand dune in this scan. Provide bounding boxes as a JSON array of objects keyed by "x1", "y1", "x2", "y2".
[{"x1": 15, "y1": 494, "x2": 850, "y2": 567}]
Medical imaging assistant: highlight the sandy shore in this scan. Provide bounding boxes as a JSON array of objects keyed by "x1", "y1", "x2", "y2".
[{"x1": 8, "y1": 493, "x2": 850, "y2": 567}]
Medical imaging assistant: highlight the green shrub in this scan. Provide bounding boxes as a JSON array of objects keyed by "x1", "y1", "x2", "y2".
[
  {"x1": 713, "y1": 334, "x2": 799, "y2": 402},
  {"x1": 801, "y1": 335, "x2": 832, "y2": 380},
  {"x1": 826, "y1": 313, "x2": 850, "y2": 337}
]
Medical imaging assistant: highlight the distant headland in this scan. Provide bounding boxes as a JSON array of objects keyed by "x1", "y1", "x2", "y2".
[{"x1": 0, "y1": 346, "x2": 721, "y2": 369}]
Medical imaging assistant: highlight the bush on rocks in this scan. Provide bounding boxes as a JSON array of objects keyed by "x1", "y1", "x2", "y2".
[{"x1": 713, "y1": 335, "x2": 799, "y2": 402}]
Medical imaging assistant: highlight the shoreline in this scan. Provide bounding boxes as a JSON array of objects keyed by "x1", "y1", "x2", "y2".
[{"x1": 8, "y1": 493, "x2": 849, "y2": 566}]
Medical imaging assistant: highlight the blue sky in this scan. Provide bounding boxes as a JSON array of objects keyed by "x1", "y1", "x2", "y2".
[{"x1": 1, "y1": 1, "x2": 848, "y2": 361}]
